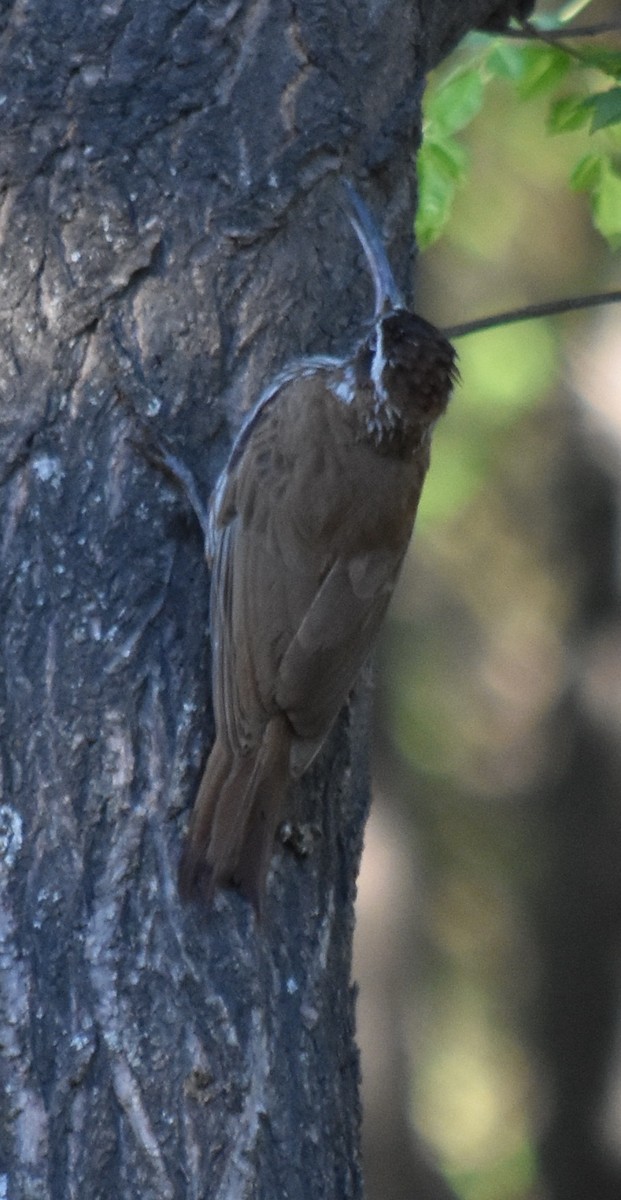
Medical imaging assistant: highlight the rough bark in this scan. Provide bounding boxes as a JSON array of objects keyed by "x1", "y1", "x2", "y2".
[{"x1": 0, "y1": 1, "x2": 523, "y2": 1197}]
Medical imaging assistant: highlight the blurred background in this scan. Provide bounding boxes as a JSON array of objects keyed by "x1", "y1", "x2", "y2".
[{"x1": 354, "y1": 4, "x2": 621, "y2": 1198}]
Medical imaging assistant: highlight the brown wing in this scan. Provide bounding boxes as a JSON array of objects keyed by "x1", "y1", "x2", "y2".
[
  {"x1": 276, "y1": 547, "x2": 404, "y2": 752},
  {"x1": 209, "y1": 370, "x2": 425, "y2": 769}
]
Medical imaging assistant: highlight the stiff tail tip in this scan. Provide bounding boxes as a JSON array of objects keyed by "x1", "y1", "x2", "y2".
[{"x1": 177, "y1": 715, "x2": 292, "y2": 916}]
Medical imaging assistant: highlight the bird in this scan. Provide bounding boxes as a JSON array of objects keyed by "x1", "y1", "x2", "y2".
[{"x1": 176, "y1": 183, "x2": 458, "y2": 913}]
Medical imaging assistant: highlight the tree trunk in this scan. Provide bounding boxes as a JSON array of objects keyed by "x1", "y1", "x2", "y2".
[{"x1": 0, "y1": 1, "x2": 516, "y2": 1196}]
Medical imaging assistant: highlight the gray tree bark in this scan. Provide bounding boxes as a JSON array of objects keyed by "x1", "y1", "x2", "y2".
[{"x1": 0, "y1": 1, "x2": 523, "y2": 1196}]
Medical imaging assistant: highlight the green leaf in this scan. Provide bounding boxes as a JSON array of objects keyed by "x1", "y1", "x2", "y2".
[
  {"x1": 571, "y1": 46, "x2": 621, "y2": 81},
  {"x1": 569, "y1": 153, "x2": 621, "y2": 249},
  {"x1": 425, "y1": 137, "x2": 467, "y2": 181},
  {"x1": 584, "y1": 87, "x2": 621, "y2": 132},
  {"x1": 485, "y1": 43, "x2": 526, "y2": 82},
  {"x1": 426, "y1": 67, "x2": 485, "y2": 136},
  {"x1": 415, "y1": 196, "x2": 452, "y2": 252},
  {"x1": 416, "y1": 141, "x2": 462, "y2": 250},
  {"x1": 591, "y1": 160, "x2": 621, "y2": 248},
  {"x1": 415, "y1": 156, "x2": 453, "y2": 250},
  {"x1": 547, "y1": 94, "x2": 591, "y2": 134},
  {"x1": 516, "y1": 45, "x2": 572, "y2": 99},
  {"x1": 570, "y1": 153, "x2": 605, "y2": 191}
]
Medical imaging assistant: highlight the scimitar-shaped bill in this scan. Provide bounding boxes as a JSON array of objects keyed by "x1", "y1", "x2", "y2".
[{"x1": 342, "y1": 181, "x2": 405, "y2": 317}]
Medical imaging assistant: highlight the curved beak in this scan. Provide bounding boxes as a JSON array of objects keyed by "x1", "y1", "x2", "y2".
[{"x1": 342, "y1": 181, "x2": 405, "y2": 317}]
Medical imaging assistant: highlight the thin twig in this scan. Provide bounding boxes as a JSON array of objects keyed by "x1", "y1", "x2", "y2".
[
  {"x1": 511, "y1": 18, "x2": 621, "y2": 67},
  {"x1": 503, "y1": 20, "x2": 621, "y2": 40},
  {"x1": 444, "y1": 290, "x2": 621, "y2": 339}
]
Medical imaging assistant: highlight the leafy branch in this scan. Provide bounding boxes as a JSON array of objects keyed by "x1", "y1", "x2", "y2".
[{"x1": 416, "y1": 1, "x2": 621, "y2": 251}]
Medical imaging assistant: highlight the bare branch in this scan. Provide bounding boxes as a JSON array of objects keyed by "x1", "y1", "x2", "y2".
[
  {"x1": 444, "y1": 290, "x2": 621, "y2": 339},
  {"x1": 503, "y1": 19, "x2": 621, "y2": 40}
]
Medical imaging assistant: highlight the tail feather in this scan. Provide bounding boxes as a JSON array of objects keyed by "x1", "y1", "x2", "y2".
[
  {"x1": 231, "y1": 720, "x2": 292, "y2": 914},
  {"x1": 177, "y1": 740, "x2": 253, "y2": 904},
  {"x1": 178, "y1": 715, "x2": 292, "y2": 913}
]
